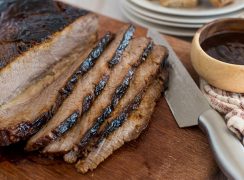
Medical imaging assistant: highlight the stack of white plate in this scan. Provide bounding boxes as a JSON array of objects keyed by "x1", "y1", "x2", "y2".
[{"x1": 120, "y1": 0, "x2": 244, "y2": 37}]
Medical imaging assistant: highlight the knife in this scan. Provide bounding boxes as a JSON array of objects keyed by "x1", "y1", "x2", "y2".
[{"x1": 147, "y1": 29, "x2": 244, "y2": 179}]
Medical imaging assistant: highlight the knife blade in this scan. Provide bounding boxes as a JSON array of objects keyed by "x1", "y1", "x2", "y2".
[
  {"x1": 148, "y1": 30, "x2": 210, "y2": 128},
  {"x1": 147, "y1": 29, "x2": 244, "y2": 179}
]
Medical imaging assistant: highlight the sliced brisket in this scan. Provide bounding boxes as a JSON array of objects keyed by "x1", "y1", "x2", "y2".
[
  {"x1": 0, "y1": 33, "x2": 114, "y2": 146},
  {"x1": 66, "y1": 42, "x2": 154, "y2": 160},
  {"x1": 42, "y1": 37, "x2": 150, "y2": 155},
  {"x1": 0, "y1": 2, "x2": 170, "y2": 174},
  {"x1": 25, "y1": 26, "x2": 135, "y2": 151},
  {"x1": 76, "y1": 76, "x2": 165, "y2": 173},
  {"x1": 63, "y1": 45, "x2": 168, "y2": 163}
]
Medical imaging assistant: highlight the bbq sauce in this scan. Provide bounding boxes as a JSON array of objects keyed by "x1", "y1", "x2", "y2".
[{"x1": 201, "y1": 32, "x2": 244, "y2": 65}]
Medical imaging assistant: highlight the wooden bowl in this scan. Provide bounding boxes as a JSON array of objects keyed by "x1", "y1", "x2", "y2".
[{"x1": 191, "y1": 18, "x2": 244, "y2": 93}]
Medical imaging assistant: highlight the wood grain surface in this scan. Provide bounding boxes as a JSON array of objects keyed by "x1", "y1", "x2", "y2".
[{"x1": 0, "y1": 15, "x2": 223, "y2": 180}]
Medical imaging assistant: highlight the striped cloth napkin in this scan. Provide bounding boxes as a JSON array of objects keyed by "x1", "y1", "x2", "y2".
[{"x1": 200, "y1": 79, "x2": 244, "y2": 144}]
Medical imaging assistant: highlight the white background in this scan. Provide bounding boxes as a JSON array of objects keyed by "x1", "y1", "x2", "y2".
[{"x1": 60, "y1": 0, "x2": 128, "y2": 22}]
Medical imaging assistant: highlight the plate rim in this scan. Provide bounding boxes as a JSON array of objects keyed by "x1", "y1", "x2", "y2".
[
  {"x1": 120, "y1": 4, "x2": 196, "y2": 37},
  {"x1": 124, "y1": 0, "x2": 244, "y2": 24},
  {"x1": 129, "y1": 0, "x2": 244, "y2": 17},
  {"x1": 122, "y1": 0, "x2": 202, "y2": 28}
]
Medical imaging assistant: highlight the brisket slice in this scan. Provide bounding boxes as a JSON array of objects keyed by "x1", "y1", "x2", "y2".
[
  {"x1": 0, "y1": 0, "x2": 98, "y2": 106},
  {"x1": 76, "y1": 76, "x2": 165, "y2": 173},
  {"x1": 0, "y1": 33, "x2": 114, "y2": 146},
  {"x1": 42, "y1": 37, "x2": 151, "y2": 155},
  {"x1": 1, "y1": 43, "x2": 93, "y2": 111},
  {"x1": 25, "y1": 25, "x2": 135, "y2": 151},
  {"x1": 63, "y1": 45, "x2": 168, "y2": 163}
]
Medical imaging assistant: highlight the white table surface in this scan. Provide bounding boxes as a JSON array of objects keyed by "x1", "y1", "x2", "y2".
[
  {"x1": 60, "y1": 0, "x2": 129, "y2": 22},
  {"x1": 59, "y1": 0, "x2": 191, "y2": 40}
]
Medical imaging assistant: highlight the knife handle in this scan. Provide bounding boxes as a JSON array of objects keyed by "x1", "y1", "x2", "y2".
[{"x1": 199, "y1": 109, "x2": 244, "y2": 180}]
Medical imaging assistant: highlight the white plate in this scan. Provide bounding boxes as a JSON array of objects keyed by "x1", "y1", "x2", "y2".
[
  {"x1": 130, "y1": 0, "x2": 244, "y2": 17},
  {"x1": 122, "y1": 0, "x2": 202, "y2": 28},
  {"x1": 125, "y1": 0, "x2": 244, "y2": 24},
  {"x1": 120, "y1": 4, "x2": 197, "y2": 37}
]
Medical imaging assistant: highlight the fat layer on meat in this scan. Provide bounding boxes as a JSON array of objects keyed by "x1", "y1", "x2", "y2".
[{"x1": 1, "y1": 44, "x2": 93, "y2": 111}]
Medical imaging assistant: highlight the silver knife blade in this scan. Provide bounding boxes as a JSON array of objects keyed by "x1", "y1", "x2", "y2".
[{"x1": 147, "y1": 29, "x2": 210, "y2": 127}]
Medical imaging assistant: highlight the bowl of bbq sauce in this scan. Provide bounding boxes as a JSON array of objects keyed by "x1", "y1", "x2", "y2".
[{"x1": 191, "y1": 18, "x2": 244, "y2": 93}]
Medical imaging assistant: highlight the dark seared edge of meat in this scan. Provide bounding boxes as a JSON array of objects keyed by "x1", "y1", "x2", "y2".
[
  {"x1": 53, "y1": 112, "x2": 80, "y2": 137},
  {"x1": 79, "y1": 91, "x2": 143, "y2": 158},
  {"x1": 75, "y1": 41, "x2": 154, "y2": 153},
  {"x1": 161, "y1": 55, "x2": 170, "y2": 92},
  {"x1": 96, "y1": 92, "x2": 143, "y2": 146},
  {"x1": 59, "y1": 33, "x2": 114, "y2": 98},
  {"x1": 0, "y1": 0, "x2": 90, "y2": 69},
  {"x1": 28, "y1": 111, "x2": 80, "y2": 150},
  {"x1": 0, "y1": 33, "x2": 114, "y2": 146},
  {"x1": 108, "y1": 25, "x2": 135, "y2": 68},
  {"x1": 0, "y1": 107, "x2": 57, "y2": 146},
  {"x1": 82, "y1": 75, "x2": 110, "y2": 113},
  {"x1": 28, "y1": 75, "x2": 110, "y2": 150}
]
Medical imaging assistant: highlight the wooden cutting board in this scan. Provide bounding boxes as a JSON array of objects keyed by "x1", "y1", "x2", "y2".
[{"x1": 0, "y1": 15, "x2": 223, "y2": 180}]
